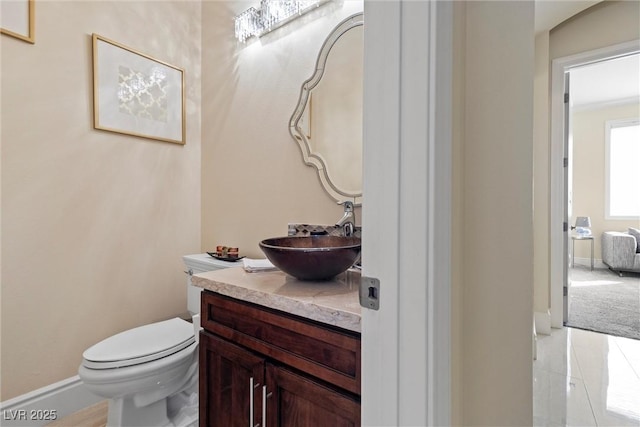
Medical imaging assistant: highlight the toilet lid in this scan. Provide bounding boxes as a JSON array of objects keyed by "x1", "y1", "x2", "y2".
[{"x1": 82, "y1": 318, "x2": 195, "y2": 369}]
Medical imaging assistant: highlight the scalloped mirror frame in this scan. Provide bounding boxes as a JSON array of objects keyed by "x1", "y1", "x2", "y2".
[{"x1": 289, "y1": 12, "x2": 364, "y2": 206}]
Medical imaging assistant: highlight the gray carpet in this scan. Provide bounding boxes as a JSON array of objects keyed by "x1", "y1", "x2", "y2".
[{"x1": 567, "y1": 265, "x2": 640, "y2": 340}]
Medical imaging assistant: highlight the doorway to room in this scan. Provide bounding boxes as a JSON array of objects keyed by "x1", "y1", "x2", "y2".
[{"x1": 557, "y1": 51, "x2": 640, "y2": 339}]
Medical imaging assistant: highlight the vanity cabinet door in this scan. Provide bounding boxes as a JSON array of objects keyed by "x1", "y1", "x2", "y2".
[
  {"x1": 200, "y1": 332, "x2": 265, "y2": 427},
  {"x1": 265, "y1": 363, "x2": 360, "y2": 427},
  {"x1": 201, "y1": 290, "x2": 361, "y2": 395}
]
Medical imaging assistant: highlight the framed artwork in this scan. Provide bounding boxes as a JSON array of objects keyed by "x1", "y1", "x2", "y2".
[
  {"x1": 1, "y1": 0, "x2": 35, "y2": 43},
  {"x1": 92, "y1": 34, "x2": 185, "y2": 144}
]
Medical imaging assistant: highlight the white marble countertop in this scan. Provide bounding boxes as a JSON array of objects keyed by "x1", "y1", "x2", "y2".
[{"x1": 192, "y1": 267, "x2": 362, "y2": 333}]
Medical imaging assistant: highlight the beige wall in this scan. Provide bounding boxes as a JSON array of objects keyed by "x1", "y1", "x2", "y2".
[
  {"x1": 1, "y1": 1, "x2": 202, "y2": 399},
  {"x1": 572, "y1": 103, "x2": 640, "y2": 259},
  {"x1": 550, "y1": 1, "x2": 640, "y2": 60},
  {"x1": 201, "y1": 1, "x2": 363, "y2": 258},
  {"x1": 532, "y1": 0, "x2": 640, "y2": 322},
  {"x1": 460, "y1": 2, "x2": 534, "y2": 424},
  {"x1": 533, "y1": 31, "x2": 551, "y2": 315}
]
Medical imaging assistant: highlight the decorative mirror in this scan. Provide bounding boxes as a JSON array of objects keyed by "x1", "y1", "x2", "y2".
[{"x1": 289, "y1": 13, "x2": 363, "y2": 205}]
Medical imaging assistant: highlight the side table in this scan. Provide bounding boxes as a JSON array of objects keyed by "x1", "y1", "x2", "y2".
[{"x1": 571, "y1": 234, "x2": 594, "y2": 271}]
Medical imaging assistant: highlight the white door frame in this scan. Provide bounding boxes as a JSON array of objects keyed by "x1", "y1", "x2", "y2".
[
  {"x1": 549, "y1": 39, "x2": 640, "y2": 328},
  {"x1": 361, "y1": 1, "x2": 452, "y2": 425}
]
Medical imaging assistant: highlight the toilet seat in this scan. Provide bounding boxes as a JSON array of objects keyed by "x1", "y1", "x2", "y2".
[{"x1": 82, "y1": 318, "x2": 195, "y2": 370}]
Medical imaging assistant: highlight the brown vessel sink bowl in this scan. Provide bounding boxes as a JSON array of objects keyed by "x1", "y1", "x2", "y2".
[{"x1": 259, "y1": 236, "x2": 361, "y2": 281}]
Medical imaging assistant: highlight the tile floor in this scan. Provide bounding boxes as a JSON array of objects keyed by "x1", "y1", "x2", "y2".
[{"x1": 534, "y1": 327, "x2": 640, "y2": 426}]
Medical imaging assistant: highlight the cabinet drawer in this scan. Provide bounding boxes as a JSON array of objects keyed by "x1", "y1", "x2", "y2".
[{"x1": 201, "y1": 291, "x2": 361, "y2": 395}]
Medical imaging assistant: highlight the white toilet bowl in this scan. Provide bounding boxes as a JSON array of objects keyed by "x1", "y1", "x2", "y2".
[
  {"x1": 78, "y1": 318, "x2": 198, "y2": 427},
  {"x1": 78, "y1": 254, "x2": 235, "y2": 426}
]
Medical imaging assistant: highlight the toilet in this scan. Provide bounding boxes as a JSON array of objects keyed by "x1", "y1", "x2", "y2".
[{"x1": 78, "y1": 254, "x2": 236, "y2": 427}]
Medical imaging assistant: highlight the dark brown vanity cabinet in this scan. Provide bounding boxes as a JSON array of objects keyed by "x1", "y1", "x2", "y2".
[{"x1": 199, "y1": 291, "x2": 361, "y2": 427}]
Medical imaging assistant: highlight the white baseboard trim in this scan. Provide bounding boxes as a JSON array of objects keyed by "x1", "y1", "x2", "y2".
[
  {"x1": 0, "y1": 376, "x2": 102, "y2": 426},
  {"x1": 572, "y1": 257, "x2": 606, "y2": 270},
  {"x1": 534, "y1": 310, "x2": 552, "y2": 335}
]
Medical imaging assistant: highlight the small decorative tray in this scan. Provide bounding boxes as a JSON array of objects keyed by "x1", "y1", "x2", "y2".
[{"x1": 207, "y1": 252, "x2": 245, "y2": 262}]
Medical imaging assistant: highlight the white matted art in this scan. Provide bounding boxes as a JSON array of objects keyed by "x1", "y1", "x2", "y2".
[
  {"x1": 92, "y1": 34, "x2": 185, "y2": 145},
  {"x1": 1, "y1": 0, "x2": 35, "y2": 43}
]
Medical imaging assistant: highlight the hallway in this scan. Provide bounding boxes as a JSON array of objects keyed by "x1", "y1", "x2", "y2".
[{"x1": 534, "y1": 327, "x2": 640, "y2": 426}]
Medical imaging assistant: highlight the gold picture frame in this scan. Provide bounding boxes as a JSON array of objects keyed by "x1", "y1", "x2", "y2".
[
  {"x1": 1, "y1": 0, "x2": 35, "y2": 44},
  {"x1": 92, "y1": 34, "x2": 186, "y2": 145}
]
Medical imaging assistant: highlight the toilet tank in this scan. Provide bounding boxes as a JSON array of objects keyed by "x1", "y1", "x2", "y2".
[{"x1": 183, "y1": 254, "x2": 238, "y2": 314}]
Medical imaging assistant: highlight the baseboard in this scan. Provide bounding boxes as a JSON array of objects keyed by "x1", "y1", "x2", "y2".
[
  {"x1": 0, "y1": 376, "x2": 102, "y2": 426},
  {"x1": 534, "y1": 310, "x2": 552, "y2": 335},
  {"x1": 572, "y1": 257, "x2": 606, "y2": 269}
]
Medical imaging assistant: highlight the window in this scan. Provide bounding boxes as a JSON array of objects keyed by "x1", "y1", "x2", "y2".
[{"x1": 606, "y1": 118, "x2": 640, "y2": 219}]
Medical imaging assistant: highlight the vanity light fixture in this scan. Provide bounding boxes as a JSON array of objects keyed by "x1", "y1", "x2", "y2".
[{"x1": 234, "y1": 0, "x2": 330, "y2": 43}]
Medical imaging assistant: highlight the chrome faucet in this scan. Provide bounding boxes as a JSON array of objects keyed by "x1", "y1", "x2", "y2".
[{"x1": 336, "y1": 201, "x2": 356, "y2": 237}]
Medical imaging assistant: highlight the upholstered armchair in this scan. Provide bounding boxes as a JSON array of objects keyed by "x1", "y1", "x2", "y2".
[{"x1": 601, "y1": 231, "x2": 640, "y2": 275}]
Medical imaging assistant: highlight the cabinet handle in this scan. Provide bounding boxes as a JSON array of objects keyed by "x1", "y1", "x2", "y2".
[
  {"x1": 262, "y1": 385, "x2": 268, "y2": 427},
  {"x1": 254, "y1": 381, "x2": 261, "y2": 427},
  {"x1": 261, "y1": 386, "x2": 273, "y2": 427},
  {"x1": 249, "y1": 377, "x2": 255, "y2": 427}
]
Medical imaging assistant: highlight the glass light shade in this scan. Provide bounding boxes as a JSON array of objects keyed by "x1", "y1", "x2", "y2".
[
  {"x1": 575, "y1": 216, "x2": 591, "y2": 235},
  {"x1": 234, "y1": 7, "x2": 260, "y2": 43},
  {"x1": 575, "y1": 216, "x2": 591, "y2": 228},
  {"x1": 234, "y1": 0, "x2": 329, "y2": 42}
]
